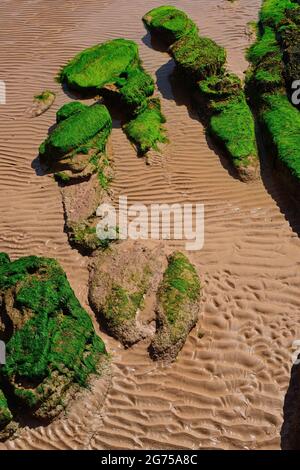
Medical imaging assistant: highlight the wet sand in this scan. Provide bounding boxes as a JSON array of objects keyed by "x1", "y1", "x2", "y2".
[{"x1": 1, "y1": 0, "x2": 300, "y2": 450}]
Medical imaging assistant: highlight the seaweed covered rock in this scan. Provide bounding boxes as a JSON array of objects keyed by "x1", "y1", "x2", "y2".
[
  {"x1": 0, "y1": 254, "x2": 107, "y2": 437},
  {"x1": 89, "y1": 242, "x2": 164, "y2": 347},
  {"x1": 280, "y1": 6, "x2": 300, "y2": 90},
  {"x1": 143, "y1": 5, "x2": 258, "y2": 181},
  {"x1": 142, "y1": 5, "x2": 198, "y2": 46},
  {"x1": 27, "y1": 90, "x2": 56, "y2": 118},
  {"x1": 56, "y1": 101, "x2": 88, "y2": 124},
  {"x1": 246, "y1": 0, "x2": 300, "y2": 199},
  {"x1": 124, "y1": 99, "x2": 168, "y2": 154},
  {"x1": 39, "y1": 103, "x2": 112, "y2": 181},
  {"x1": 150, "y1": 252, "x2": 201, "y2": 362},
  {"x1": 260, "y1": 93, "x2": 300, "y2": 201},
  {"x1": 59, "y1": 39, "x2": 140, "y2": 92},
  {"x1": 170, "y1": 34, "x2": 226, "y2": 83},
  {"x1": 58, "y1": 38, "x2": 167, "y2": 154},
  {"x1": 199, "y1": 78, "x2": 258, "y2": 182}
]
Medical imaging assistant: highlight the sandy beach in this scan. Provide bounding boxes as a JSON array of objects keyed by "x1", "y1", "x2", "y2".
[{"x1": 1, "y1": 0, "x2": 300, "y2": 450}]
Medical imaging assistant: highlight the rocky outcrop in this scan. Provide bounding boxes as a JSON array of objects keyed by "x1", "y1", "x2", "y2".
[
  {"x1": 149, "y1": 252, "x2": 201, "y2": 362},
  {"x1": 143, "y1": 5, "x2": 259, "y2": 181},
  {"x1": 89, "y1": 242, "x2": 165, "y2": 347},
  {"x1": 0, "y1": 253, "x2": 107, "y2": 439},
  {"x1": 39, "y1": 102, "x2": 112, "y2": 182}
]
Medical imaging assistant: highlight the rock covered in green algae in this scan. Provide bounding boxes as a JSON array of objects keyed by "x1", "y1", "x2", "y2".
[
  {"x1": 149, "y1": 252, "x2": 201, "y2": 362},
  {"x1": 39, "y1": 103, "x2": 112, "y2": 180},
  {"x1": 89, "y1": 242, "x2": 164, "y2": 347},
  {"x1": 56, "y1": 101, "x2": 88, "y2": 124},
  {"x1": 142, "y1": 5, "x2": 198, "y2": 46},
  {"x1": 0, "y1": 254, "x2": 107, "y2": 438},
  {"x1": 58, "y1": 38, "x2": 167, "y2": 154},
  {"x1": 280, "y1": 6, "x2": 300, "y2": 90},
  {"x1": 246, "y1": 0, "x2": 300, "y2": 198},
  {"x1": 59, "y1": 39, "x2": 140, "y2": 92},
  {"x1": 143, "y1": 5, "x2": 258, "y2": 181},
  {"x1": 124, "y1": 98, "x2": 168, "y2": 155},
  {"x1": 170, "y1": 34, "x2": 226, "y2": 83},
  {"x1": 0, "y1": 390, "x2": 12, "y2": 428}
]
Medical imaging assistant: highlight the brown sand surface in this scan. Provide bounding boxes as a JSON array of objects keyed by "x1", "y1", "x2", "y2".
[{"x1": 1, "y1": 0, "x2": 300, "y2": 450}]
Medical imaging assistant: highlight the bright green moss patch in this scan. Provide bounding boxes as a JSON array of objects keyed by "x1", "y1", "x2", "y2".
[
  {"x1": 170, "y1": 34, "x2": 226, "y2": 82},
  {"x1": 150, "y1": 252, "x2": 201, "y2": 362},
  {"x1": 39, "y1": 103, "x2": 112, "y2": 180},
  {"x1": 198, "y1": 73, "x2": 242, "y2": 103},
  {"x1": 40, "y1": 104, "x2": 111, "y2": 161},
  {"x1": 34, "y1": 90, "x2": 56, "y2": 103},
  {"x1": 246, "y1": 0, "x2": 300, "y2": 190},
  {"x1": 210, "y1": 97, "x2": 258, "y2": 169},
  {"x1": 0, "y1": 390, "x2": 12, "y2": 428},
  {"x1": 159, "y1": 252, "x2": 200, "y2": 326},
  {"x1": 261, "y1": 93, "x2": 300, "y2": 178},
  {"x1": 0, "y1": 255, "x2": 107, "y2": 430},
  {"x1": 59, "y1": 39, "x2": 139, "y2": 91},
  {"x1": 116, "y1": 67, "x2": 155, "y2": 114},
  {"x1": 143, "y1": 5, "x2": 198, "y2": 46},
  {"x1": 0, "y1": 252, "x2": 10, "y2": 267},
  {"x1": 260, "y1": 0, "x2": 297, "y2": 27},
  {"x1": 124, "y1": 99, "x2": 168, "y2": 154},
  {"x1": 56, "y1": 101, "x2": 88, "y2": 123},
  {"x1": 279, "y1": 6, "x2": 300, "y2": 87}
]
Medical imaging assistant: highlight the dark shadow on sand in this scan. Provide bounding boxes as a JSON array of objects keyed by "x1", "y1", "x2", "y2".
[{"x1": 281, "y1": 358, "x2": 300, "y2": 449}]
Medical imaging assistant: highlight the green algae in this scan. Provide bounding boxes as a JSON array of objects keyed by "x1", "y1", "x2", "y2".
[
  {"x1": 56, "y1": 101, "x2": 88, "y2": 124},
  {"x1": 39, "y1": 103, "x2": 112, "y2": 162},
  {"x1": 143, "y1": 5, "x2": 198, "y2": 46},
  {"x1": 261, "y1": 93, "x2": 300, "y2": 178},
  {"x1": 143, "y1": 5, "x2": 258, "y2": 179},
  {"x1": 170, "y1": 34, "x2": 226, "y2": 82},
  {"x1": 210, "y1": 97, "x2": 258, "y2": 169},
  {"x1": 159, "y1": 252, "x2": 200, "y2": 326},
  {"x1": 124, "y1": 98, "x2": 168, "y2": 154},
  {"x1": 0, "y1": 391, "x2": 12, "y2": 428},
  {"x1": 57, "y1": 38, "x2": 167, "y2": 155},
  {"x1": 150, "y1": 252, "x2": 201, "y2": 361},
  {"x1": 246, "y1": 0, "x2": 300, "y2": 192},
  {"x1": 0, "y1": 255, "x2": 107, "y2": 432},
  {"x1": 58, "y1": 38, "x2": 140, "y2": 92}
]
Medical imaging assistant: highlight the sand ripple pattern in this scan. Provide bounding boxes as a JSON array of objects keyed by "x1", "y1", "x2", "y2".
[{"x1": 1, "y1": 0, "x2": 300, "y2": 450}]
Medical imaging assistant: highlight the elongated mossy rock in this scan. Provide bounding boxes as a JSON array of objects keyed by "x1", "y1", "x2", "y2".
[
  {"x1": 39, "y1": 103, "x2": 112, "y2": 181},
  {"x1": 246, "y1": 0, "x2": 300, "y2": 201},
  {"x1": 170, "y1": 34, "x2": 226, "y2": 83},
  {"x1": 142, "y1": 5, "x2": 198, "y2": 46},
  {"x1": 149, "y1": 252, "x2": 201, "y2": 362},
  {"x1": 124, "y1": 98, "x2": 168, "y2": 154},
  {"x1": 89, "y1": 242, "x2": 164, "y2": 347},
  {"x1": 143, "y1": 5, "x2": 259, "y2": 181},
  {"x1": 0, "y1": 253, "x2": 107, "y2": 438}
]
